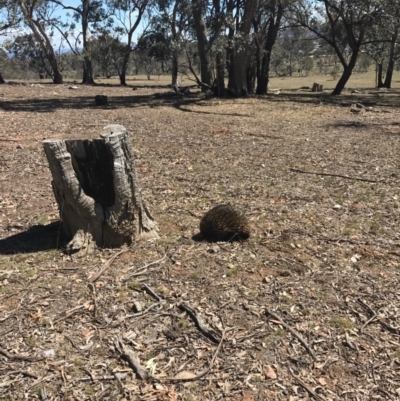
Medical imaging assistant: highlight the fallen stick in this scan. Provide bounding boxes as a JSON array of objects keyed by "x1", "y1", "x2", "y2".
[
  {"x1": 289, "y1": 168, "x2": 381, "y2": 183},
  {"x1": 161, "y1": 329, "x2": 226, "y2": 383},
  {"x1": 292, "y1": 374, "x2": 327, "y2": 401},
  {"x1": 265, "y1": 309, "x2": 317, "y2": 360},
  {"x1": 114, "y1": 337, "x2": 148, "y2": 380},
  {"x1": 90, "y1": 248, "x2": 128, "y2": 283},
  {"x1": 142, "y1": 284, "x2": 163, "y2": 302},
  {"x1": 0, "y1": 346, "x2": 42, "y2": 362},
  {"x1": 178, "y1": 302, "x2": 221, "y2": 344},
  {"x1": 357, "y1": 298, "x2": 400, "y2": 335}
]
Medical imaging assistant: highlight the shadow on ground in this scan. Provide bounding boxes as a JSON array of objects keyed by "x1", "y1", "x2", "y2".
[
  {"x1": 0, "y1": 221, "x2": 67, "y2": 254},
  {"x1": 2, "y1": 85, "x2": 400, "y2": 113}
]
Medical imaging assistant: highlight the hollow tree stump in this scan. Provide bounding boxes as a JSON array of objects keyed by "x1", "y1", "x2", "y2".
[{"x1": 43, "y1": 124, "x2": 159, "y2": 251}]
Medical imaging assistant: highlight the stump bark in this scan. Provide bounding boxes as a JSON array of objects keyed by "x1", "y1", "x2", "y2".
[{"x1": 43, "y1": 124, "x2": 159, "y2": 251}]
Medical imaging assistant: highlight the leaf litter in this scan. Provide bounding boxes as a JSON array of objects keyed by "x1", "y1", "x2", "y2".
[{"x1": 0, "y1": 84, "x2": 399, "y2": 400}]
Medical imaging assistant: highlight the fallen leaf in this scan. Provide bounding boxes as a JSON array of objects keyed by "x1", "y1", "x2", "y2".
[{"x1": 264, "y1": 365, "x2": 277, "y2": 379}]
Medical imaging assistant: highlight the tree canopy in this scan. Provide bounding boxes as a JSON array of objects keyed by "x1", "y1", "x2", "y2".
[{"x1": 1, "y1": 0, "x2": 399, "y2": 94}]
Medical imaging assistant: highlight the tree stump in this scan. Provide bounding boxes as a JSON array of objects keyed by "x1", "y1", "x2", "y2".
[
  {"x1": 95, "y1": 95, "x2": 109, "y2": 106},
  {"x1": 43, "y1": 124, "x2": 159, "y2": 251},
  {"x1": 312, "y1": 83, "x2": 324, "y2": 92}
]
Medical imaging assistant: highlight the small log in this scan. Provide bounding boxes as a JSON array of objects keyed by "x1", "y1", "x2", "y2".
[{"x1": 43, "y1": 125, "x2": 159, "y2": 251}]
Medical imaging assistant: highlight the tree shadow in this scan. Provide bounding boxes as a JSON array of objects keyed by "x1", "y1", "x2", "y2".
[
  {"x1": 2, "y1": 85, "x2": 400, "y2": 113},
  {"x1": 0, "y1": 221, "x2": 67, "y2": 254}
]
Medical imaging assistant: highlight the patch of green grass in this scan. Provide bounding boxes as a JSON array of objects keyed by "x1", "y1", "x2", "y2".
[
  {"x1": 178, "y1": 318, "x2": 189, "y2": 328},
  {"x1": 393, "y1": 348, "x2": 400, "y2": 359},
  {"x1": 118, "y1": 286, "x2": 130, "y2": 303},
  {"x1": 190, "y1": 272, "x2": 199, "y2": 280},
  {"x1": 157, "y1": 236, "x2": 180, "y2": 245},
  {"x1": 275, "y1": 328, "x2": 286, "y2": 337},
  {"x1": 26, "y1": 335, "x2": 41, "y2": 347},
  {"x1": 279, "y1": 295, "x2": 291, "y2": 304},
  {"x1": 128, "y1": 279, "x2": 141, "y2": 289},
  {"x1": 330, "y1": 317, "x2": 355, "y2": 330},
  {"x1": 85, "y1": 386, "x2": 95, "y2": 396},
  {"x1": 299, "y1": 308, "x2": 310, "y2": 316},
  {"x1": 226, "y1": 268, "x2": 238, "y2": 277},
  {"x1": 74, "y1": 358, "x2": 84, "y2": 367},
  {"x1": 157, "y1": 285, "x2": 168, "y2": 295},
  {"x1": 35, "y1": 215, "x2": 49, "y2": 225},
  {"x1": 40, "y1": 317, "x2": 53, "y2": 328}
]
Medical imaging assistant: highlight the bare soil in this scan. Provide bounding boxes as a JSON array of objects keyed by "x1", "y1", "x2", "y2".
[{"x1": 0, "y1": 83, "x2": 399, "y2": 401}]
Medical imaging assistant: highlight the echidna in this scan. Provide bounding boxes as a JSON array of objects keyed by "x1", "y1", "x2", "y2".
[{"x1": 200, "y1": 204, "x2": 251, "y2": 242}]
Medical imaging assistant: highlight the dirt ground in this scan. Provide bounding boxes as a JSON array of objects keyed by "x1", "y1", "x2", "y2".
[{"x1": 0, "y1": 83, "x2": 399, "y2": 401}]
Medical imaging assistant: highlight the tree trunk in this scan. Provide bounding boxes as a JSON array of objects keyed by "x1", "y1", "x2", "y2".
[
  {"x1": 383, "y1": 28, "x2": 398, "y2": 88},
  {"x1": 227, "y1": 0, "x2": 257, "y2": 97},
  {"x1": 119, "y1": 41, "x2": 132, "y2": 86},
  {"x1": 383, "y1": 59, "x2": 394, "y2": 88},
  {"x1": 82, "y1": 56, "x2": 95, "y2": 85},
  {"x1": 214, "y1": 51, "x2": 225, "y2": 97},
  {"x1": 377, "y1": 63, "x2": 384, "y2": 88},
  {"x1": 331, "y1": 49, "x2": 359, "y2": 95},
  {"x1": 18, "y1": 1, "x2": 64, "y2": 84},
  {"x1": 192, "y1": 0, "x2": 212, "y2": 91},
  {"x1": 256, "y1": 5, "x2": 283, "y2": 95},
  {"x1": 0, "y1": 72, "x2": 4, "y2": 84},
  {"x1": 42, "y1": 124, "x2": 159, "y2": 251},
  {"x1": 171, "y1": 51, "x2": 179, "y2": 86}
]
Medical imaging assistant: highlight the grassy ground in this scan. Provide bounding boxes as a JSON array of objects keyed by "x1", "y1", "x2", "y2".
[
  {"x1": 0, "y1": 80, "x2": 399, "y2": 401},
  {"x1": 10, "y1": 68, "x2": 396, "y2": 90}
]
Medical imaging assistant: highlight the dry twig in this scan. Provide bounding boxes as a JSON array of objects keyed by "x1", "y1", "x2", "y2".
[
  {"x1": 265, "y1": 309, "x2": 317, "y2": 360},
  {"x1": 90, "y1": 248, "x2": 128, "y2": 283},
  {"x1": 114, "y1": 337, "x2": 148, "y2": 380},
  {"x1": 292, "y1": 374, "x2": 327, "y2": 401},
  {"x1": 357, "y1": 298, "x2": 400, "y2": 335},
  {"x1": 162, "y1": 328, "x2": 227, "y2": 383},
  {"x1": 290, "y1": 167, "x2": 381, "y2": 183},
  {"x1": 178, "y1": 302, "x2": 221, "y2": 344},
  {"x1": 0, "y1": 346, "x2": 41, "y2": 362}
]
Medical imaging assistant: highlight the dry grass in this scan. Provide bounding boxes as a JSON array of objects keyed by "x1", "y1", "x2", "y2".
[{"x1": 0, "y1": 81, "x2": 400, "y2": 401}]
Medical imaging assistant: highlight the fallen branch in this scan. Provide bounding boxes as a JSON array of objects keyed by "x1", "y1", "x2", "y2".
[
  {"x1": 178, "y1": 302, "x2": 221, "y2": 344},
  {"x1": 360, "y1": 314, "x2": 377, "y2": 334},
  {"x1": 292, "y1": 374, "x2": 327, "y2": 401},
  {"x1": 357, "y1": 298, "x2": 400, "y2": 335},
  {"x1": 142, "y1": 284, "x2": 163, "y2": 302},
  {"x1": 90, "y1": 248, "x2": 128, "y2": 283},
  {"x1": 0, "y1": 346, "x2": 42, "y2": 362},
  {"x1": 122, "y1": 253, "x2": 167, "y2": 281},
  {"x1": 289, "y1": 168, "x2": 381, "y2": 183},
  {"x1": 161, "y1": 328, "x2": 226, "y2": 383},
  {"x1": 54, "y1": 304, "x2": 86, "y2": 324},
  {"x1": 78, "y1": 375, "x2": 117, "y2": 382},
  {"x1": 265, "y1": 309, "x2": 317, "y2": 360},
  {"x1": 114, "y1": 337, "x2": 148, "y2": 380}
]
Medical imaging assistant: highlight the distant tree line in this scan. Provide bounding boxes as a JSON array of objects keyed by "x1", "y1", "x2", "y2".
[{"x1": 1, "y1": 0, "x2": 400, "y2": 96}]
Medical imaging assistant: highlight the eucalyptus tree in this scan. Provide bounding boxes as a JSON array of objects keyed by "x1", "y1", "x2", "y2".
[
  {"x1": 293, "y1": 0, "x2": 384, "y2": 95},
  {"x1": 253, "y1": 0, "x2": 288, "y2": 94},
  {"x1": 49, "y1": 0, "x2": 108, "y2": 84},
  {"x1": 225, "y1": 0, "x2": 257, "y2": 96},
  {"x1": 160, "y1": 0, "x2": 191, "y2": 86},
  {"x1": 191, "y1": 0, "x2": 226, "y2": 92},
  {"x1": 1, "y1": 0, "x2": 21, "y2": 82},
  {"x1": 363, "y1": 0, "x2": 400, "y2": 88},
  {"x1": 14, "y1": 0, "x2": 64, "y2": 83},
  {"x1": 5, "y1": 33, "x2": 55, "y2": 78},
  {"x1": 90, "y1": 33, "x2": 126, "y2": 77},
  {"x1": 106, "y1": 0, "x2": 151, "y2": 85}
]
